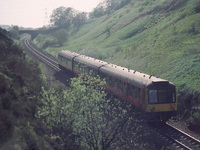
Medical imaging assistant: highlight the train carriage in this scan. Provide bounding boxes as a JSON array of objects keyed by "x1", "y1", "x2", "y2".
[
  {"x1": 58, "y1": 50, "x2": 177, "y2": 121},
  {"x1": 58, "y1": 50, "x2": 79, "y2": 71},
  {"x1": 98, "y1": 64, "x2": 177, "y2": 113},
  {"x1": 73, "y1": 54, "x2": 108, "y2": 76}
]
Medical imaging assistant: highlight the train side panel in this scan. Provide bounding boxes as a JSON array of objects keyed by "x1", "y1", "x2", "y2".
[
  {"x1": 103, "y1": 84, "x2": 146, "y2": 110},
  {"x1": 58, "y1": 51, "x2": 79, "y2": 72}
]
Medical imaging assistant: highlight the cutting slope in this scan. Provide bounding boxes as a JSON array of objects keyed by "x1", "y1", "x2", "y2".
[{"x1": 38, "y1": 0, "x2": 200, "y2": 93}]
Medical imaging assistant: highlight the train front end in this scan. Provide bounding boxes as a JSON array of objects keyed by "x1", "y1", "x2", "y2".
[{"x1": 145, "y1": 80, "x2": 177, "y2": 120}]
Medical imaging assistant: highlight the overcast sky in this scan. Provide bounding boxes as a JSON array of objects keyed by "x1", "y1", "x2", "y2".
[{"x1": 0, "y1": 0, "x2": 102, "y2": 28}]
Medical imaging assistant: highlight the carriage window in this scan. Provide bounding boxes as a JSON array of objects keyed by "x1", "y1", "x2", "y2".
[
  {"x1": 116, "y1": 79, "x2": 121, "y2": 89},
  {"x1": 127, "y1": 84, "x2": 131, "y2": 95},
  {"x1": 58, "y1": 56, "x2": 61, "y2": 61},
  {"x1": 99, "y1": 72, "x2": 106, "y2": 81},
  {"x1": 62, "y1": 57, "x2": 66, "y2": 63},
  {"x1": 69, "y1": 60, "x2": 72, "y2": 66},
  {"x1": 59, "y1": 56, "x2": 63, "y2": 62},
  {"x1": 122, "y1": 82, "x2": 127, "y2": 93},
  {"x1": 74, "y1": 62, "x2": 79, "y2": 70},
  {"x1": 84, "y1": 66, "x2": 89, "y2": 75},
  {"x1": 149, "y1": 90, "x2": 157, "y2": 104},
  {"x1": 89, "y1": 69, "x2": 97, "y2": 77},
  {"x1": 137, "y1": 88, "x2": 141, "y2": 100},
  {"x1": 106, "y1": 76, "x2": 113, "y2": 86},
  {"x1": 81, "y1": 65, "x2": 88, "y2": 74},
  {"x1": 67, "y1": 59, "x2": 71, "y2": 66}
]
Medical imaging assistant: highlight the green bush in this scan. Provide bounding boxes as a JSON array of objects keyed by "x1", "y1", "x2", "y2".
[{"x1": 42, "y1": 37, "x2": 57, "y2": 49}]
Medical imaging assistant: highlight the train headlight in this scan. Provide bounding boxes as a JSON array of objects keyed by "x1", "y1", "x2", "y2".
[{"x1": 151, "y1": 107, "x2": 156, "y2": 112}]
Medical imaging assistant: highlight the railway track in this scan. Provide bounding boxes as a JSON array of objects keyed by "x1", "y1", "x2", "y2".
[
  {"x1": 151, "y1": 122, "x2": 200, "y2": 150},
  {"x1": 23, "y1": 37, "x2": 61, "y2": 71}
]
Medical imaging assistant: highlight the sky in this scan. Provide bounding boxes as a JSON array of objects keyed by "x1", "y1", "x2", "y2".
[{"x1": 0, "y1": 0, "x2": 102, "y2": 28}]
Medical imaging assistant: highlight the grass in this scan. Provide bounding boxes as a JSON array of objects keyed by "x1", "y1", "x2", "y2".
[{"x1": 34, "y1": 0, "x2": 200, "y2": 93}]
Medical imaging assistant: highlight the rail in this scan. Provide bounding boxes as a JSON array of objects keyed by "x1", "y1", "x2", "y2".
[
  {"x1": 151, "y1": 122, "x2": 200, "y2": 150},
  {"x1": 23, "y1": 37, "x2": 61, "y2": 71}
]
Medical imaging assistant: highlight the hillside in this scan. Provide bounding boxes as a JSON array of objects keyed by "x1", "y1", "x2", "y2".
[
  {"x1": 0, "y1": 28, "x2": 56, "y2": 150},
  {"x1": 35, "y1": 0, "x2": 200, "y2": 94}
]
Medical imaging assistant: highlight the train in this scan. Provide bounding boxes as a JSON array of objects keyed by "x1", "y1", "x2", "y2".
[{"x1": 58, "y1": 50, "x2": 177, "y2": 121}]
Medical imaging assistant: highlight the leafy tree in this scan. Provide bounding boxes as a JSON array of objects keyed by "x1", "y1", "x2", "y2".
[
  {"x1": 68, "y1": 75, "x2": 130, "y2": 150},
  {"x1": 35, "y1": 34, "x2": 44, "y2": 43},
  {"x1": 89, "y1": 3, "x2": 106, "y2": 18},
  {"x1": 54, "y1": 29, "x2": 69, "y2": 46},
  {"x1": 50, "y1": 7, "x2": 75, "y2": 29},
  {"x1": 73, "y1": 12, "x2": 87, "y2": 29},
  {"x1": 0, "y1": 28, "x2": 56, "y2": 149},
  {"x1": 41, "y1": 36, "x2": 57, "y2": 48},
  {"x1": 9, "y1": 25, "x2": 20, "y2": 39},
  {"x1": 39, "y1": 75, "x2": 135, "y2": 150},
  {"x1": 90, "y1": 0, "x2": 131, "y2": 18}
]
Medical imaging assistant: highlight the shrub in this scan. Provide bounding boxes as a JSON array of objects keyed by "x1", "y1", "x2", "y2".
[{"x1": 42, "y1": 37, "x2": 57, "y2": 49}]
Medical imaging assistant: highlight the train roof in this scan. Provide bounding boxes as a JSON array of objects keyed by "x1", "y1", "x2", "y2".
[
  {"x1": 99, "y1": 64, "x2": 169, "y2": 87},
  {"x1": 59, "y1": 50, "x2": 108, "y2": 69},
  {"x1": 58, "y1": 50, "x2": 80, "y2": 59},
  {"x1": 58, "y1": 50, "x2": 171, "y2": 88},
  {"x1": 74, "y1": 54, "x2": 108, "y2": 70}
]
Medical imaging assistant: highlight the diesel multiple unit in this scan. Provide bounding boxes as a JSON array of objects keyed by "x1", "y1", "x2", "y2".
[{"x1": 58, "y1": 50, "x2": 177, "y2": 121}]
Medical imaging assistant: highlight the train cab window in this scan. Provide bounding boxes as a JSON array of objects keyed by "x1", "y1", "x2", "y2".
[
  {"x1": 149, "y1": 90, "x2": 158, "y2": 104},
  {"x1": 158, "y1": 90, "x2": 167, "y2": 103}
]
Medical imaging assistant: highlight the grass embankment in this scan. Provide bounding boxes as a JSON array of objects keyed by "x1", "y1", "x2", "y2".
[{"x1": 34, "y1": 0, "x2": 200, "y2": 94}]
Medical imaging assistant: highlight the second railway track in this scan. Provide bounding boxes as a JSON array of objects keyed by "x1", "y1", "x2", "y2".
[{"x1": 150, "y1": 122, "x2": 200, "y2": 150}]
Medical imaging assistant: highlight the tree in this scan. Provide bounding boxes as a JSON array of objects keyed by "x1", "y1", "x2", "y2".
[
  {"x1": 89, "y1": 3, "x2": 106, "y2": 18},
  {"x1": 54, "y1": 29, "x2": 69, "y2": 46},
  {"x1": 50, "y1": 7, "x2": 75, "y2": 28},
  {"x1": 68, "y1": 75, "x2": 130, "y2": 150},
  {"x1": 73, "y1": 12, "x2": 87, "y2": 29},
  {"x1": 9, "y1": 25, "x2": 20, "y2": 39},
  {"x1": 39, "y1": 75, "x2": 132, "y2": 150}
]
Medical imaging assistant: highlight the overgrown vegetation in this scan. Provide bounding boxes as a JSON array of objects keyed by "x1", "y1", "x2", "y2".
[
  {"x1": 0, "y1": 28, "x2": 55, "y2": 149},
  {"x1": 38, "y1": 74, "x2": 160, "y2": 150},
  {"x1": 33, "y1": 0, "x2": 200, "y2": 125},
  {"x1": 35, "y1": 0, "x2": 200, "y2": 93}
]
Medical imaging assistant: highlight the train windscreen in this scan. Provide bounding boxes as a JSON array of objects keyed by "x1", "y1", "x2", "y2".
[{"x1": 149, "y1": 89, "x2": 175, "y2": 104}]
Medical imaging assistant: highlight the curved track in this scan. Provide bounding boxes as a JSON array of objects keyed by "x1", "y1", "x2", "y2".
[{"x1": 23, "y1": 37, "x2": 61, "y2": 71}]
